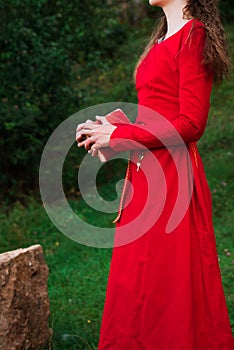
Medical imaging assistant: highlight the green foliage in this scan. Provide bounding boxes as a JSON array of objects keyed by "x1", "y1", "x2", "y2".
[
  {"x1": 0, "y1": 0, "x2": 233, "y2": 203},
  {"x1": 219, "y1": 0, "x2": 234, "y2": 23},
  {"x1": 0, "y1": 0, "x2": 126, "y2": 200}
]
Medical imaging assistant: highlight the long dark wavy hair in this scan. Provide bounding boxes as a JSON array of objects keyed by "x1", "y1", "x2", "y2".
[{"x1": 134, "y1": 0, "x2": 230, "y2": 85}]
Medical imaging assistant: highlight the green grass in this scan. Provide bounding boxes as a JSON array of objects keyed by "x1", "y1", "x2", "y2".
[
  {"x1": 0, "y1": 198, "x2": 112, "y2": 349},
  {"x1": 0, "y1": 23, "x2": 233, "y2": 349}
]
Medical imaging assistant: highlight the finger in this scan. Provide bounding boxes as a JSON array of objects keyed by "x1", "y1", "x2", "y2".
[
  {"x1": 95, "y1": 118, "x2": 102, "y2": 125},
  {"x1": 76, "y1": 119, "x2": 100, "y2": 132},
  {"x1": 77, "y1": 139, "x2": 86, "y2": 148},
  {"x1": 92, "y1": 148, "x2": 98, "y2": 157},
  {"x1": 84, "y1": 123, "x2": 100, "y2": 130},
  {"x1": 95, "y1": 116, "x2": 109, "y2": 124},
  {"x1": 76, "y1": 132, "x2": 86, "y2": 142},
  {"x1": 76, "y1": 134, "x2": 90, "y2": 147},
  {"x1": 76, "y1": 122, "x2": 88, "y2": 132},
  {"x1": 76, "y1": 122, "x2": 91, "y2": 132},
  {"x1": 76, "y1": 128, "x2": 94, "y2": 141},
  {"x1": 77, "y1": 124, "x2": 98, "y2": 135},
  {"x1": 83, "y1": 119, "x2": 99, "y2": 127},
  {"x1": 76, "y1": 134, "x2": 87, "y2": 143},
  {"x1": 86, "y1": 137, "x2": 96, "y2": 151},
  {"x1": 89, "y1": 146, "x2": 98, "y2": 157},
  {"x1": 79, "y1": 136, "x2": 95, "y2": 151}
]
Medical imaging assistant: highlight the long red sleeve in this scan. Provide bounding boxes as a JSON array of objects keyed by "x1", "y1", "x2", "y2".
[{"x1": 109, "y1": 25, "x2": 213, "y2": 152}]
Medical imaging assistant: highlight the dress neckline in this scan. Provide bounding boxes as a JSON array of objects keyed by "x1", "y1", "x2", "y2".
[{"x1": 158, "y1": 18, "x2": 195, "y2": 44}]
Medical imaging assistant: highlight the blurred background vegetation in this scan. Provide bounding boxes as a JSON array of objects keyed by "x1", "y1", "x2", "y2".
[{"x1": 0, "y1": 0, "x2": 233, "y2": 349}]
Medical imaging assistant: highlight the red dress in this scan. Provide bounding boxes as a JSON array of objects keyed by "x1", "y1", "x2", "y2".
[{"x1": 98, "y1": 19, "x2": 234, "y2": 350}]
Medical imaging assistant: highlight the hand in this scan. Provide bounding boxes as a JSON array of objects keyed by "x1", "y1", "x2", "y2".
[
  {"x1": 76, "y1": 119, "x2": 101, "y2": 151},
  {"x1": 76, "y1": 119, "x2": 101, "y2": 134},
  {"x1": 76, "y1": 122, "x2": 117, "y2": 157}
]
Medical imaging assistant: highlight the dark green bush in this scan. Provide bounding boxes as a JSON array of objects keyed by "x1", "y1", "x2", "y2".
[
  {"x1": 0, "y1": 0, "x2": 126, "y2": 200},
  {"x1": 0, "y1": 0, "x2": 232, "y2": 201},
  {"x1": 219, "y1": 0, "x2": 234, "y2": 23}
]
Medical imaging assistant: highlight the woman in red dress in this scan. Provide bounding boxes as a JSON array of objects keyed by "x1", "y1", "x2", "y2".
[{"x1": 76, "y1": 0, "x2": 233, "y2": 348}]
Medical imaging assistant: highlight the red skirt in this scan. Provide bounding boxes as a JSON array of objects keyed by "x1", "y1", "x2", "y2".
[{"x1": 98, "y1": 145, "x2": 234, "y2": 350}]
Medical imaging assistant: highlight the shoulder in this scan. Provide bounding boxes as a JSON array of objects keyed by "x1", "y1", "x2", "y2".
[
  {"x1": 181, "y1": 18, "x2": 206, "y2": 44},
  {"x1": 179, "y1": 18, "x2": 207, "y2": 54}
]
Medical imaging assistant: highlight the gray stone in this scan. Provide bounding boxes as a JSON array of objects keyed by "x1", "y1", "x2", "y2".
[{"x1": 0, "y1": 244, "x2": 51, "y2": 350}]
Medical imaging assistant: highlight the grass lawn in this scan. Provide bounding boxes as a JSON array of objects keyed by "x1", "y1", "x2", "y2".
[{"x1": 0, "y1": 23, "x2": 233, "y2": 350}]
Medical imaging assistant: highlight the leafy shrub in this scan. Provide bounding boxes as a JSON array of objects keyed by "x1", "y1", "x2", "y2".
[
  {"x1": 0, "y1": 0, "x2": 126, "y2": 200},
  {"x1": 219, "y1": 0, "x2": 234, "y2": 23}
]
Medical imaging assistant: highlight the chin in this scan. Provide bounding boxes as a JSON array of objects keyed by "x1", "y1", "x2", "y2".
[{"x1": 149, "y1": 0, "x2": 164, "y2": 6}]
